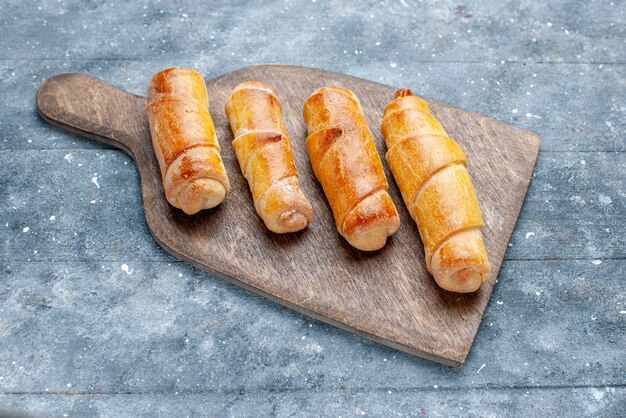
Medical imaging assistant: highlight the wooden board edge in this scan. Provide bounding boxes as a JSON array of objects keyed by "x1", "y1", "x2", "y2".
[
  {"x1": 36, "y1": 73, "x2": 142, "y2": 157},
  {"x1": 147, "y1": 224, "x2": 465, "y2": 367},
  {"x1": 36, "y1": 106, "x2": 135, "y2": 158}
]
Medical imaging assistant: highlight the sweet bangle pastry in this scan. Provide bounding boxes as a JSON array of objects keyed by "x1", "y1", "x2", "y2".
[
  {"x1": 146, "y1": 67, "x2": 230, "y2": 215},
  {"x1": 303, "y1": 86, "x2": 400, "y2": 251},
  {"x1": 225, "y1": 81, "x2": 313, "y2": 233},
  {"x1": 381, "y1": 88, "x2": 490, "y2": 292}
]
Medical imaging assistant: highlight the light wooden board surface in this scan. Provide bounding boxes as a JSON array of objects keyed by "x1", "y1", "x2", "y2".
[{"x1": 36, "y1": 64, "x2": 540, "y2": 366}]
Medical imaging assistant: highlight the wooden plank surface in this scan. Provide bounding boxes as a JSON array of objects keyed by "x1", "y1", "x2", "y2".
[
  {"x1": 36, "y1": 65, "x2": 540, "y2": 366},
  {"x1": 2, "y1": 0, "x2": 625, "y2": 415}
]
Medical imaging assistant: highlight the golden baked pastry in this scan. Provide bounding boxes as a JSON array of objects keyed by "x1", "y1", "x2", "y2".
[
  {"x1": 381, "y1": 88, "x2": 490, "y2": 292},
  {"x1": 303, "y1": 86, "x2": 400, "y2": 251},
  {"x1": 225, "y1": 81, "x2": 313, "y2": 233},
  {"x1": 146, "y1": 67, "x2": 230, "y2": 214}
]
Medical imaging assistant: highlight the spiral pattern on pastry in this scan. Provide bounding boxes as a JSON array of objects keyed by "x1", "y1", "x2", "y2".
[
  {"x1": 303, "y1": 86, "x2": 400, "y2": 251},
  {"x1": 146, "y1": 67, "x2": 230, "y2": 215},
  {"x1": 225, "y1": 82, "x2": 313, "y2": 233},
  {"x1": 381, "y1": 88, "x2": 490, "y2": 292}
]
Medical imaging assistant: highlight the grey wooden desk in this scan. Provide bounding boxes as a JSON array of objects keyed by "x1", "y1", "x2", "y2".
[{"x1": 0, "y1": 1, "x2": 624, "y2": 416}]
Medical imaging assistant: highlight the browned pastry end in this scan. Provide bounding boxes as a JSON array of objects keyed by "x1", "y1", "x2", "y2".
[
  {"x1": 303, "y1": 86, "x2": 400, "y2": 251},
  {"x1": 225, "y1": 81, "x2": 313, "y2": 233},
  {"x1": 381, "y1": 88, "x2": 490, "y2": 292},
  {"x1": 146, "y1": 67, "x2": 230, "y2": 214}
]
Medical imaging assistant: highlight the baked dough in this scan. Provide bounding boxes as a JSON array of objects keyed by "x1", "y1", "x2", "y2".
[
  {"x1": 381, "y1": 88, "x2": 490, "y2": 292},
  {"x1": 303, "y1": 86, "x2": 400, "y2": 251},
  {"x1": 146, "y1": 67, "x2": 230, "y2": 214},
  {"x1": 225, "y1": 82, "x2": 313, "y2": 233}
]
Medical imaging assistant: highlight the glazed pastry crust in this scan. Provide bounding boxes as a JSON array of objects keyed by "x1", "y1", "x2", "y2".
[
  {"x1": 381, "y1": 88, "x2": 490, "y2": 292},
  {"x1": 225, "y1": 82, "x2": 313, "y2": 233},
  {"x1": 303, "y1": 86, "x2": 400, "y2": 251},
  {"x1": 146, "y1": 67, "x2": 230, "y2": 215}
]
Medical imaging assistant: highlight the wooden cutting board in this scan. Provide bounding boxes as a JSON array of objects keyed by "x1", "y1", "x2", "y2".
[{"x1": 36, "y1": 64, "x2": 540, "y2": 366}]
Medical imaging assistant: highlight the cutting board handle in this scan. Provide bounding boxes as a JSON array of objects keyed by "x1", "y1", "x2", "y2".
[{"x1": 36, "y1": 73, "x2": 149, "y2": 158}]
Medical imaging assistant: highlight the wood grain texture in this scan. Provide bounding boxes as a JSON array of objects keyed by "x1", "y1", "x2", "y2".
[{"x1": 35, "y1": 64, "x2": 540, "y2": 366}]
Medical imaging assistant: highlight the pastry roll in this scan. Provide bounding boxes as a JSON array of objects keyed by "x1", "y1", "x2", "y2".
[
  {"x1": 146, "y1": 67, "x2": 230, "y2": 215},
  {"x1": 303, "y1": 86, "x2": 400, "y2": 251},
  {"x1": 225, "y1": 81, "x2": 313, "y2": 233},
  {"x1": 381, "y1": 88, "x2": 490, "y2": 292}
]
